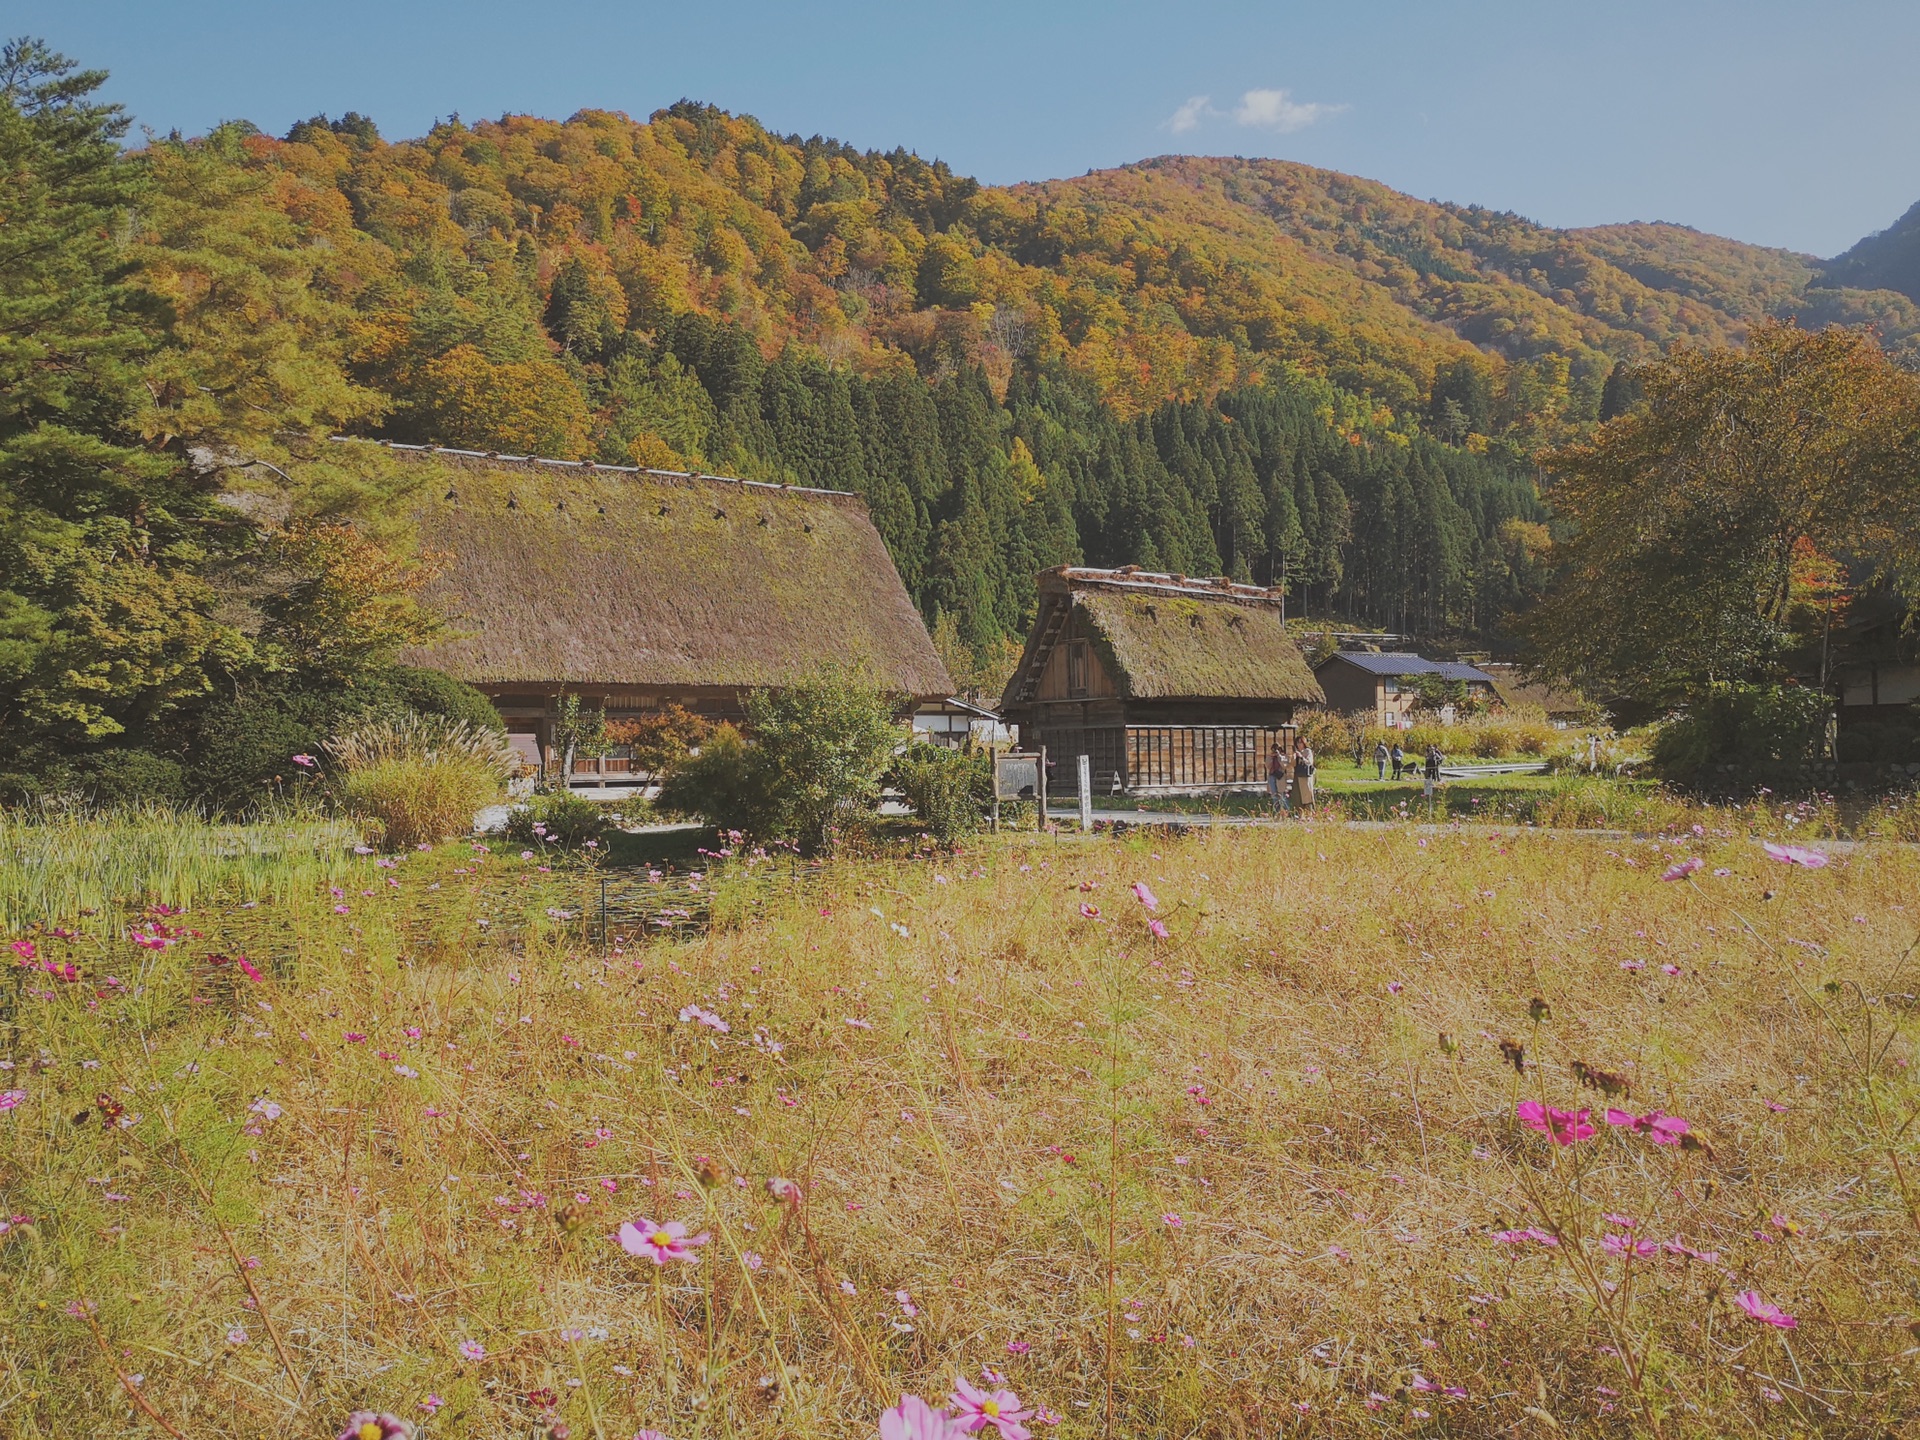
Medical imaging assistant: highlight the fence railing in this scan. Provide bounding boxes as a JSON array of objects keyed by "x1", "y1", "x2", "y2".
[{"x1": 1043, "y1": 725, "x2": 1295, "y2": 793}]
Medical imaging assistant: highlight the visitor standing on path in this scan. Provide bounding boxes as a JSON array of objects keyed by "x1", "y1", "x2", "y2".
[
  {"x1": 1391, "y1": 742, "x2": 1406, "y2": 781},
  {"x1": 1266, "y1": 741, "x2": 1291, "y2": 815},
  {"x1": 1374, "y1": 739, "x2": 1389, "y2": 780},
  {"x1": 1292, "y1": 743, "x2": 1316, "y2": 810},
  {"x1": 1423, "y1": 744, "x2": 1443, "y2": 802}
]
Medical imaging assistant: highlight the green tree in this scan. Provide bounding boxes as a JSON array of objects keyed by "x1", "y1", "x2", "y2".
[
  {"x1": 0, "y1": 40, "x2": 239, "y2": 758},
  {"x1": 1523, "y1": 321, "x2": 1920, "y2": 706}
]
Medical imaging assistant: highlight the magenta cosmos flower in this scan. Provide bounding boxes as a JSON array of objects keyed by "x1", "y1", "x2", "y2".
[
  {"x1": 292, "y1": 754, "x2": 317, "y2": 768},
  {"x1": 1604, "y1": 1109, "x2": 1690, "y2": 1144},
  {"x1": 618, "y1": 1218, "x2": 709, "y2": 1265},
  {"x1": 339, "y1": 1414, "x2": 413, "y2": 1440},
  {"x1": 1515, "y1": 1099, "x2": 1594, "y2": 1145},
  {"x1": 880, "y1": 1394, "x2": 969, "y2": 1440},
  {"x1": 950, "y1": 1377, "x2": 1033, "y2": 1440},
  {"x1": 1762, "y1": 841, "x2": 1829, "y2": 869},
  {"x1": 1130, "y1": 881, "x2": 1159, "y2": 912},
  {"x1": 1734, "y1": 1290, "x2": 1797, "y2": 1328},
  {"x1": 1148, "y1": 918, "x2": 1169, "y2": 940}
]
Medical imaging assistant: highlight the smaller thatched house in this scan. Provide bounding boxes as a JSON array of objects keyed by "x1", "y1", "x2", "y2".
[
  {"x1": 388, "y1": 444, "x2": 951, "y2": 769},
  {"x1": 999, "y1": 566, "x2": 1324, "y2": 793}
]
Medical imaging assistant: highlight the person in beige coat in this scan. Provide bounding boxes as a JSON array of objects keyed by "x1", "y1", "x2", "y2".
[{"x1": 1291, "y1": 744, "x2": 1316, "y2": 810}]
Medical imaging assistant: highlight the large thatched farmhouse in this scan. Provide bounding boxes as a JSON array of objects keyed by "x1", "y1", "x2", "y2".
[
  {"x1": 999, "y1": 566, "x2": 1324, "y2": 794},
  {"x1": 392, "y1": 445, "x2": 952, "y2": 766}
]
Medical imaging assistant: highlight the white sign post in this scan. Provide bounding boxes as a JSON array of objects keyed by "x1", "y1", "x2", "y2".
[{"x1": 1077, "y1": 753, "x2": 1093, "y2": 833}]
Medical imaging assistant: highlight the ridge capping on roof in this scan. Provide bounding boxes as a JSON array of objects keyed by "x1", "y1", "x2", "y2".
[
  {"x1": 329, "y1": 435, "x2": 858, "y2": 500},
  {"x1": 1041, "y1": 564, "x2": 1283, "y2": 605}
]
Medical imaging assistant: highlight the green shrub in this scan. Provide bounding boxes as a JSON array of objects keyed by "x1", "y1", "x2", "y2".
[
  {"x1": 505, "y1": 790, "x2": 613, "y2": 850},
  {"x1": 890, "y1": 743, "x2": 991, "y2": 845},
  {"x1": 326, "y1": 714, "x2": 517, "y2": 849},
  {"x1": 81, "y1": 750, "x2": 190, "y2": 809},
  {"x1": 656, "y1": 672, "x2": 898, "y2": 853},
  {"x1": 1651, "y1": 682, "x2": 1830, "y2": 788},
  {"x1": 188, "y1": 666, "x2": 502, "y2": 813},
  {"x1": 0, "y1": 749, "x2": 190, "y2": 810}
]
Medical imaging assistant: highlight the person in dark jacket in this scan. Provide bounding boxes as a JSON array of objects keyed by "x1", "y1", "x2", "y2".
[
  {"x1": 1423, "y1": 744, "x2": 1443, "y2": 801},
  {"x1": 1391, "y1": 742, "x2": 1406, "y2": 781}
]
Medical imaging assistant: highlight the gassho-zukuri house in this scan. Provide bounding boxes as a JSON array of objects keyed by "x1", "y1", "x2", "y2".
[
  {"x1": 999, "y1": 566, "x2": 1325, "y2": 794},
  {"x1": 390, "y1": 445, "x2": 953, "y2": 768}
]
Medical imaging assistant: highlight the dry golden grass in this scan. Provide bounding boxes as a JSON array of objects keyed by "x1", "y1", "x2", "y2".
[{"x1": 4, "y1": 817, "x2": 1919, "y2": 1438}]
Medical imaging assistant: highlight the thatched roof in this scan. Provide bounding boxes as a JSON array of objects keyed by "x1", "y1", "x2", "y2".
[
  {"x1": 1004, "y1": 566, "x2": 1324, "y2": 706},
  {"x1": 385, "y1": 444, "x2": 951, "y2": 699}
]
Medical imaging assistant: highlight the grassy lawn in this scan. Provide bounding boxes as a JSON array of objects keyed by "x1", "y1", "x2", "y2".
[{"x1": 3, "y1": 810, "x2": 1918, "y2": 1436}]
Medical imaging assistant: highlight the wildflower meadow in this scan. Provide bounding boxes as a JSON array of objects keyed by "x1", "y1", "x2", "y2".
[{"x1": 3, "y1": 812, "x2": 1918, "y2": 1437}]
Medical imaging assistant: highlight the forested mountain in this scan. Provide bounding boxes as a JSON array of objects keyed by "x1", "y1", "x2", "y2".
[
  {"x1": 16, "y1": 64, "x2": 1920, "y2": 715},
  {"x1": 185, "y1": 98, "x2": 1909, "y2": 666},
  {"x1": 1823, "y1": 200, "x2": 1920, "y2": 307}
]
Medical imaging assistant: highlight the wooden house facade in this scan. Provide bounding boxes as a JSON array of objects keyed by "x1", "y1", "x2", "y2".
[
  {"x1": 389, "y1": 444, "x2": 951, "y2": 775},
  {"x1": 999, "y1": 567, "x2": 1325, "y2": 794},
  {"x1": 1313, "y1": 651, "x2": 1499, "y2": 729}
]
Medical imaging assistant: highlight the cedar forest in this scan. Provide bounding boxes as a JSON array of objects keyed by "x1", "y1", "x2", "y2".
[{"x1": 6, "y1": 39, "x2": 1920, "y2": 798}]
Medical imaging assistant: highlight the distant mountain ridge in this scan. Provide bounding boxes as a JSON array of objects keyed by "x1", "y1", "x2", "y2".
[
  {"x1": 1821, "y1": 199, "x2": 1920, "y2": 305},
  {"x1": 1020, "y1": 155, "x2": 1920, "y2": 397},
  {"x1": 248, "y1": 101, "x2": 1920, "y2": 450}
]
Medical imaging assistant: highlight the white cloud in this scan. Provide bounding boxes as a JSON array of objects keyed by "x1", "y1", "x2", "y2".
[
  {"x1": 1167, "y1": 95, "x2": 1214, "y2": 135},
  {"x1": 1231, "y1": 87, "x2": 1345, "y2": 133}
]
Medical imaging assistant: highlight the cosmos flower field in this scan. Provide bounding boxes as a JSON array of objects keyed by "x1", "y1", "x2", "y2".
[{"x1": 3, "y1": 812, "x2": 1918, "y2": 1437}]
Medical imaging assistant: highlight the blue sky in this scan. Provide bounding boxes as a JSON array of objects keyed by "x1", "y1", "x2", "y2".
[{"x1": 23, "y1": 0, "x2": 1919, "y2": 257}]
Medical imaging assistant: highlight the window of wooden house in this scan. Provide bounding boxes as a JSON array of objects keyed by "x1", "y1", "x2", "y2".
[
  {"x1": 1067, "y1": 640, "x2": 1091, "y2": 697},
  {"x1": 1382, "y1": 678, "x2": 1399, "y2": 696}
]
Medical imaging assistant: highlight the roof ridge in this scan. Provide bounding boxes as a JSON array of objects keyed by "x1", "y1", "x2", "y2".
[
  {"x1": 329, "y1": 435, "x2": 858, "y2": 499},
  {"x1": 1043, "y1": 564, "x2": 1282, "y2": 604}
]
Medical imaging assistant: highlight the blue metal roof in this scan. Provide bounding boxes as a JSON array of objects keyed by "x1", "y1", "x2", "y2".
[{"x1": 1319, "y1": 651, "x2": 1497, "y2": 685}]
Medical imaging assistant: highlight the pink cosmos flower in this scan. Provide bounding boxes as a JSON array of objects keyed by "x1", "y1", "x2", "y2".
[
  {"x1": 1005, "y1": 1341, "x2": 1031, "y2": 1355},
  {"x1": 950, "y1": 1377, "x2": 1033, "y2": 1440},
  {"x1": 880, "y1": 1394, "x2": 968, "y2": 1440},
  {"x1": 1515, "y1": 1099, "x2": 1595, "y2": 1145},
  {"x1": 9, "y1": 940, "x2": 35, "y2": 962},
  {"x1": 292, "y1": 754, "x2": 317, "y2": 769},
  {"x1": 1762, "y1": 841, "x2": 1829, "y2": 869},
  {"x1": 0, "y1": 1090, "x2": 25, "y2": 1111},
  {"x1": 1602, "y1": 1233, "x2": 1659, "y2": 1258},
  {"x1": 1734, "y1": 1290, "x2": 1797, "y2": 1328},
  {"x1": 1661, "y1": 857, "x2": 1704, "y2": 881},
  {"x1": 1147, "y1": 919, "x2": 1168, "y2": 940},
  {"x1": 339, "y1": 1413, "x2": 412, "y2": 1440},
  {"x1": 618, "y1": 1218, "x2": 709, "y2": 1265},
  {"x1": 1131, "y1": 882, "x2": 1159, "y2": 912},
  {"x1": 457, "y1": 1339, "x2": 485, "y2": 1361},
  {"x1": 1386, "y1": 981, "x2": 1404, "y2": 994},
  {"x1": 1078, "y1": 903, "x2": 1100, "y2": 920},
  {"x1": 1604, "y1": 1109, "x2": 1690, "y2": 1144},
  {"x1": 1162, "y1": 1212, "x2": 1183, "y2": 1228},
  {"x1": 1493, "y1": 1227, "x2": 1558, "y2": 1246}
]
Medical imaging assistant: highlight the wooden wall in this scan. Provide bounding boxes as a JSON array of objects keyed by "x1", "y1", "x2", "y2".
[{"x1": 1035, "y1": 615, "x2": 1119, "y2": 701}]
